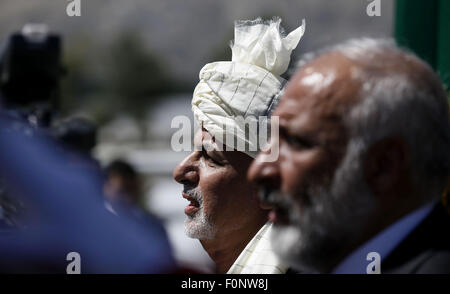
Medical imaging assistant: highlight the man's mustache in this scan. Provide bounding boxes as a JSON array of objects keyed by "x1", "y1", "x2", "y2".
[
  {"x1": 183, "y1": 185, "x2": 203, "y2": 204},
  {"x1": 259, "y1": 187, "x2": 291, "y2": 211}
]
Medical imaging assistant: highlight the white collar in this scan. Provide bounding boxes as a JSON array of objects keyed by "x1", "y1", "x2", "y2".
[{"x1": 227, "y1": 222, "x2": 288, "y2": 274}]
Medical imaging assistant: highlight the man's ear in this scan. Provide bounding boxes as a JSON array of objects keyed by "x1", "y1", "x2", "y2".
[{"x1": 364, "y1": 137, "x2": 409, "y2": 197}]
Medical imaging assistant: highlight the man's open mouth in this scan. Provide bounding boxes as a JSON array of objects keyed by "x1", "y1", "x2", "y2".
[
  {"x1": 182, "y1": 192, "x2": 200, "y2": 216},
  {"x1": 258, "y1": 188, "x2": 291, "y2": 225},
  {"x1": 269, "y1": 206, "x2": 291, "y2": 225}
]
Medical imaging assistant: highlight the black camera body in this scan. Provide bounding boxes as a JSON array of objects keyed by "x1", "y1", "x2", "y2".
[
  {"x1": 0, "y1": 25, "x2": 97, "y2": 228},
  {"x1": 0, "y1": 24, "x2": 64, "y2": 128}
]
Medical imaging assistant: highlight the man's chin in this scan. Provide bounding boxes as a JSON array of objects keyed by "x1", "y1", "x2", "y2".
[
  {"x1": 271, "y1": 224, "x2": 304, "y2": 268},
  {"x1": 184, "y1": 214, "x2": 216, "y2": 240},
  {"x1": 271, "y1": 223, "x2": 322, "y2": 273}
]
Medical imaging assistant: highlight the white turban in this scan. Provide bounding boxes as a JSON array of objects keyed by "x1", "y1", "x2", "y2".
[{"x1": 192, "y1": 17, "x2": 305, "y2": 157}]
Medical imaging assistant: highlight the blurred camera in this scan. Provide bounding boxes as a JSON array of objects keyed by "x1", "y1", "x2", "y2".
[
  {"x1": 0, "y1": 24, "x2": 64, "y2": 128},
  {"x1": 0, "y1": 25, "x2": 98, "y2": 228}
]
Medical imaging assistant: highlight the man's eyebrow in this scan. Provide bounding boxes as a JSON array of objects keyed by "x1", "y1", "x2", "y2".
[
  {"x1": 280, "y1": 118, "x2": 317, "y2": 140},
  {"x1": 279, "y1": 118, "x2": 299, "y2": 136}
]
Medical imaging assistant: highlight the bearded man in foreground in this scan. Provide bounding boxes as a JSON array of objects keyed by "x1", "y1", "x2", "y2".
[{"x1": 249, "y1": 38, "x2": 450, "y2": 274}]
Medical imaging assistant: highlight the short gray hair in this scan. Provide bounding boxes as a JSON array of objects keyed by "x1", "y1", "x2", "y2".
[{"x1": 295, "y1": 38, "x2": 450, "y2": 201}]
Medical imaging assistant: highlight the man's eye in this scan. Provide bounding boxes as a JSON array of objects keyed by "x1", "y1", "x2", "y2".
[
  {"x1": 286, "y1": 136, "x2": 313, "y2": 149},
  {"x1": 279, "y1": 128, "x2": 314, "y2": 150},
  {"x1": 201, "y1": 150, "x2": 221, "y2": 165}
]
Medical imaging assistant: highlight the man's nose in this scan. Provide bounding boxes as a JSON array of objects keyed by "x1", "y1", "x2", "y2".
[
  {"x1": 247, "y1": 148, "x2": 281, "y2": 189},
  {"x1": 173, "y1": 153, "x2": 199, "y2": 185}
]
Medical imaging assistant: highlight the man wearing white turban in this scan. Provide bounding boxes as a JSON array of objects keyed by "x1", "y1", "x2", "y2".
[{"x1": 173, "y1": 17, "x2": 304, "y2": 274}]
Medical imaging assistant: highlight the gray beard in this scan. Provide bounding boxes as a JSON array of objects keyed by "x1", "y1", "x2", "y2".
[
  {"x1": 184, "y1": 189, "x2": 216, "y2": 240},
  {"x1": 270, "y1": 140, "x2": 377, "y2": 273}
]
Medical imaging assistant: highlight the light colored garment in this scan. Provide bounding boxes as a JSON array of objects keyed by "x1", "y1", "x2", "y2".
[
  {"x1": 332, "y1": 201, "x2": 436, "y2": 274},
  {"x1": 227, "y1": 222, "x2": 288, "y2": 274},
  {"x1": 192, "y1": 17, "x2": 305, "y2": 158}
]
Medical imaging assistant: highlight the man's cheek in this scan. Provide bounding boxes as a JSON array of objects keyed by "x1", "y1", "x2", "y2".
[
  {"x1": 209, "y1": 170, "x2": 240, "y2": 193},
  {"x1": 293, "y1": 153, "x2": 334, "y2": 185},
  {"x1": 200, "y1": 186, "x2": 221, "y2": 212},
  {"x1": 280, "y1": 159, "x2": 311, "y2": 192}
]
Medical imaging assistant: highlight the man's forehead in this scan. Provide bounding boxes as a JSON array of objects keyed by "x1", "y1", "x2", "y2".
[
  {"x1": 194, "y1": 129, "x2": 212, "y2": 144},
  {"x1": 276, "y1": 52, "x2": 362, "y2": 119}
]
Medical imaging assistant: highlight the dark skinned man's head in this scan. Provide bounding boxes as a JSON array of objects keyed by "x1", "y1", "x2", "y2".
[
  {"x1": 248, "y1": 38, "x2": 450, "y2": 273},
  {"x1": 174, "y1": 129, "x2": 266, "y2": 240},
  {"x1": 171, "y1": 17, "x2": 304, "y2": 273}
]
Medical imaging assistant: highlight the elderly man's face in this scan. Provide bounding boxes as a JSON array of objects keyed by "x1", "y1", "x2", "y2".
[
  {"x1": 248, "y1": 53, "x2": 376, "y2": 272},
  {"x1": 173, "y1": 129, "x2": 264, "y2": 240}
]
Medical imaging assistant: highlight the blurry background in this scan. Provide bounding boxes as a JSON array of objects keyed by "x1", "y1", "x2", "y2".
[{"x1": 0, "y1": 0, "x2": 395, "y2": 271}]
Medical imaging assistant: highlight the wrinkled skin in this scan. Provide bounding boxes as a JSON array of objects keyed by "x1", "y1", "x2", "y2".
[
  {"x1": 173, "y1": 129, "x2": 268, "y2": 273},
  {"x1": 249, "y1": 52, "x2": 360, "y2": 217},
  {"x1": 247, "y1": 51, "x2": 435, "y2": 272}
]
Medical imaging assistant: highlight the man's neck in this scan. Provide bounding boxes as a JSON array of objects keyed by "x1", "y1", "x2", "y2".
[{"x1": 200, "y1": 218, "x2": 267, "y2": 273}]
